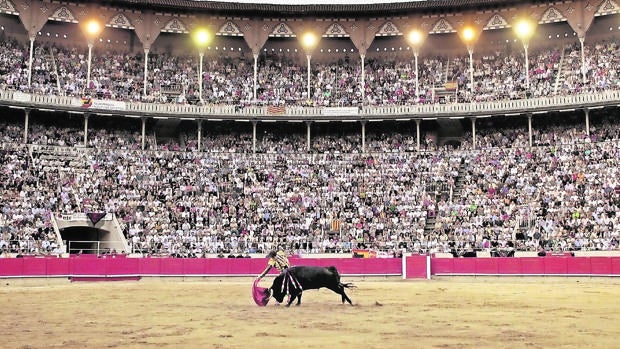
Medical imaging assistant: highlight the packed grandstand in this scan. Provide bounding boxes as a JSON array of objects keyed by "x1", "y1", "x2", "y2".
[{"x1": 0, "y1": 0, "x2": 619, "y2": 258}]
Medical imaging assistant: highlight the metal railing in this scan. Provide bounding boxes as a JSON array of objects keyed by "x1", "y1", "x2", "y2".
[
  {"x1": 66, "y1": 240, "x2": 125, "y2": 255},
  {"x1": 1, "y1": 237, "x2": 617, "y2": 258}
]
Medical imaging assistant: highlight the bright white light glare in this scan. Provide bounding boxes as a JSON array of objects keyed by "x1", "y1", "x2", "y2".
[
  {"x1": 302, "y1": 32, "x2": 317, "y2": 49},
  {"x1": 194, "y1": 29, "x2": 212, "y2": 46},
  {"x1": 86, "y1": 20, "x2": 101, "y2": 35},
  {"x1": 462, "y1": 27, "x2": 475, "y2": 42},
  {"x1": 514, "y1": 20, "x2": 534, "y2": 40},
  {"x1": 408, "y1": 30, "x2": 423, "y2": 45}
]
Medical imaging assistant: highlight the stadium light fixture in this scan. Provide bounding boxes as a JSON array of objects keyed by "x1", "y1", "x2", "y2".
[
  {"x1": 514, "y1": 20, "x2": 534, "y2": 41},
  {"x1": 408, "y1": 30, "x2": 423, "y2": 47},
  {"x1": 514, "y1": 19, "x2": 535, "y2": 90},
  {"x1": 86, "y1": 20, "x2": 102, "y2": 37},
  {"x1": 301, "y1": 32, "x2": 318, "y2": 102},
  {"x1": 462, "y1": 27, "x2": 475, "y2": 43},
  {"x1": 193, "y1": 28, "x2": 212, "y2": 48},
  {"x1": 192, "y1": 28, "x2": 212, "y2": 104},
  {"x1": 461, "y1": 26, "x2": 477, "y2": 94},
  {"x1": 83, "y1": 19, "x2": 103, "y2": 95},
  {"x1": 301, "y1": 32, "x2": 318, "y2": 51},
  {"x1": 407, "y1": 29, "x2": 424, "y2": 98}
]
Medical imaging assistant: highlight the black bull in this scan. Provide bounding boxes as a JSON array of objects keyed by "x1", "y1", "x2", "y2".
[{"x1": 270, "y1": 266, "x2": 354, "y2": 306}]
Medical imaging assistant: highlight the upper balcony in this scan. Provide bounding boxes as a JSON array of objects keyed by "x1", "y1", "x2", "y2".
[{"x1": 2, "y1": 89, "x2": 619, "y2": 121}]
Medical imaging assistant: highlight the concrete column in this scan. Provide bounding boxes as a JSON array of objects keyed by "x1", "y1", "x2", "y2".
[
  {"x1": 23, "y1": 108, "x2": 30, "y2": 144},
  {"x1": 83, "y1": 114, "x2": 89, "y2": 147},
  {"x1": 527, "y1": 113, "x2": 533, "y2": 149},
  {"x1": 415, "y1": 119, "x2": 421, "y2": 151},
  {"x1": 471, "y1": 117, "x2": 476, "y2": 150},
  {"x1": 306, "y1": 121, "x2": 312, "y2": 152},
  {"x1": 252, "y1": 121, "x2": 258, "y2": 153},
  {"x1": 197, "y1": 120, "x2": 203, "y2": 151},
  {"x1": 141, "y1": 117, "x2": 146, "y2": 150},
  {"x1": 584, "y1": 108, "x2": 590, "y2": 137},
  {"x1": 361, "y1": 120, "x2": 366, "y2": 153}
]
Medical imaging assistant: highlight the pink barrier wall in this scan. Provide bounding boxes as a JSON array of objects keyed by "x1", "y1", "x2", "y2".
[
  {"x1": 406, "y1": 255, "x2": 429, "y2": 278},
  {"x1": 0, "y1": 256, "x2": 406, "y2": 278},
  {"x1": 2, "y1": 256, "x2": 619, "y2": 279},
  {"x1": 431, "y1": 257, "x2": 620, "y2": 275}
]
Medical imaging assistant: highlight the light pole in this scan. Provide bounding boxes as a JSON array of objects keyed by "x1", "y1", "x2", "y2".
[
  {"x1": 579, "y1": 36, "x2": 586, "y2": 84},
  {"x1": 193, "y1": 28, "x2": 212, "y2": 104},
  {"x1": 143, "y1": 47, "x2": 149, "y2": 98},
  {"x1": 461, "y1": 27, "x2": 476, "y2": 95},
  {"x1": 514, "y1": 19, "x2": 534, "y2": 91},
  {"x1": 407, "y1": 30, "x2": 424, "y2": 100},
  {"x1": 253, "y1": 52, "x2": 258, "y2": 103},
  {"x1": 27, "y1": 35, "x2": 34, "y2": 89},
  {"x1": 301, "y1": 32, "x2": 318, "y2": 103},
  {"x1": 360, "y1": 53, "x2": 365, "y2": 104},
  {"x1": 84, "y1": 19, "x2": 102, "y2": 93}
]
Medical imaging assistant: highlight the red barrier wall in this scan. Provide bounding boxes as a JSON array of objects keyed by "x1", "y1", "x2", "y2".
[{"x1": 2, "y1": 256, "x2": 619, "y2": 279}]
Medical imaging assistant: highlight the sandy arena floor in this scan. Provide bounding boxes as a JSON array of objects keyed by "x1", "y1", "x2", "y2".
[{"x1": 1, "y1": 277, "x2": 619, "y2": 349}]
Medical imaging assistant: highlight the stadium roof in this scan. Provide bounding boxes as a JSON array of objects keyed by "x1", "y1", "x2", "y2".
[{"x1": 94, "y1": 0, "x2": 548, "y2": 16}]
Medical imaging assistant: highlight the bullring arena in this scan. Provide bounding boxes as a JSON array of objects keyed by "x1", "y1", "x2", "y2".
[
  {"x1": 1, "y1": 0, "x2": 620, "y2": 347},
  {"x1": 2, "y1": 276, "x2": 620, "y2": 348}
]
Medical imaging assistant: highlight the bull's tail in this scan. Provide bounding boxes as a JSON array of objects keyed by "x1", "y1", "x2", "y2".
[
  {"x1": 339, "y1": 282, "x2": 356, "y2": 289},
  {"x1": 324, "y1": 267, "x2": 355, "y2": 305}
]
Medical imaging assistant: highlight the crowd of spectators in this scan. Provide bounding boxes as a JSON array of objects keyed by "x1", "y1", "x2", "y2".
[
  {"x1": 1, "y1": 110, "x2": 619, "y2": 258},
  {"x1": 1, "y1": 36, "x2": 619, "y2": 107},
  {"x1": 558, "y1": 39, "x2": 620, "y2": 95},
  {"x1": 1, "y1": 31, "x2": 619, "y2": 258}
]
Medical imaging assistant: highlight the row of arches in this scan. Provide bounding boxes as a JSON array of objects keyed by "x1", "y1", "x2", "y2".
[{"x1": 3, "y1": 0, "x2": 619, "y2": 55}]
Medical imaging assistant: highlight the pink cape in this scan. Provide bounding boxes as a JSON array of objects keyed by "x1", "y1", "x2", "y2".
[{"x1": 252, "y1": 279, "x2": 271, "y2": 306}]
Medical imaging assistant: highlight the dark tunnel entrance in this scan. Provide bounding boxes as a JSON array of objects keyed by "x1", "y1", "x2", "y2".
[{"x1": 60, "y1": 226, "x2": 111, "y2": 255}]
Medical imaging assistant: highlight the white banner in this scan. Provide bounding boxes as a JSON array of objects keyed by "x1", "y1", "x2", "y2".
[
  {"x1": 12, "y1": 91, "x2": 32, "y2": 103},
  {"x1": 81, "y1": 98, "x2": 127, "y2": 111},
  {"x1": 322, "y1": 107, "x2": 359, "y2": 116}
]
